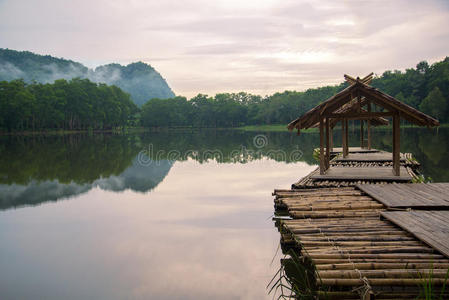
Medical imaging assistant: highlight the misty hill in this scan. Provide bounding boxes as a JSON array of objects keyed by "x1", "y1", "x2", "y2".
[{"x1": 0, "y1": 48, "x2": 175, "y2": 106}]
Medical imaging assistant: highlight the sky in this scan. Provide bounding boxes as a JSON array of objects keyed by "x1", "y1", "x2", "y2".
[{"x1": 0, "y1": 0, "x2": 449, "y2": 98}]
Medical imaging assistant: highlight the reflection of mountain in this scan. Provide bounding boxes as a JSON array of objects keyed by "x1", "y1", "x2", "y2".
[
  {"x1": 96, "y1": 158, "x2": 173, "y2": 193},
  {"x1": 0, "y1": 158, "x2": 173, "y2": 210}
]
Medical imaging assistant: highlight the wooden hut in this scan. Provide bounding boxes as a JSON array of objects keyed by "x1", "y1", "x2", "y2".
[{"x1": 287, "y1": 74, "x2": 439, "y2": 176}]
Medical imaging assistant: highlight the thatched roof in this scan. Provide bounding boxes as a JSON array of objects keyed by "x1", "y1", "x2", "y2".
[{"x1": 288, "y1": 77, "x2": 440, "y2": 132}]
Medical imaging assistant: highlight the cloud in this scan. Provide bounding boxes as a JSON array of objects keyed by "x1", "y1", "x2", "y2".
[{"x1": 0, "y1": 0, "x2": 448, "y2": 97}]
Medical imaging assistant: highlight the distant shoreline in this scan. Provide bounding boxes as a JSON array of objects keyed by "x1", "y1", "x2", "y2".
[{"x1": 1, "y1": 123, "x2": 447, "y2": 136}]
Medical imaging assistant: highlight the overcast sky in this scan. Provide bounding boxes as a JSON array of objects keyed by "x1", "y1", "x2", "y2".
[{"x1": 0, "y1": 0, "x2": 448, "y2": 97}]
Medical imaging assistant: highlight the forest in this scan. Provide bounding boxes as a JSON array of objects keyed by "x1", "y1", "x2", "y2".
[
  {"x1": 0, "y1": 56, "x2": 448, "y2": 131},
  {"x1": 0, "y1": 78, "x2": 138, "y2": 131}
]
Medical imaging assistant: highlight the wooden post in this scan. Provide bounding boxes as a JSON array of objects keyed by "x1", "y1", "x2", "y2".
[
  {"x1": 319, "y1": 116, "x2": 325, "y2": 174},
  {"x1": 344, "y1": 119, "x2": 349, "y2": 157},
  {"x1": 367, "y1": 100, "x2": 372, "y2": 150},
  {"x1": 325, "y1": 117, "x2": 330, "y2": 170},
  {"x1": 330, "y1": 126, "x2": 334, "y2": 153},
  {"x1": 360, "y1": 120, "x2": 364, "y2": 148},
  {"x1": 393, "y1": 112, "x2": 400, "y2": 176}
]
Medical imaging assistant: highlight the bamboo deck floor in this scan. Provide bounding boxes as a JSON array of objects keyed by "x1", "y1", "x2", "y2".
[
  {"x1": 293, "y1": 152, "x2": 419, "y2": 189},
  {"x1": 357, "y1": 183, "x2": 449, "y2": 208},
  {"x1": 335, "y1": 152, "x2": 406, "y2": 162},
  {"x1": 311, "y1": 166, "x2": 412, "y2": 181},
  {"x1": 273, "y1": 187, "x2": 449, "y2": 299}
]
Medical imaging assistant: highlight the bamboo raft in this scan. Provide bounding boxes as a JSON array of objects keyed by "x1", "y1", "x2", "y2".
[{"x1": 273, "y1": 187, "x2": 449, "y2": 299}]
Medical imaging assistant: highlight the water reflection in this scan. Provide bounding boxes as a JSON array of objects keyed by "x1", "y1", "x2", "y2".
[
  {"x1": 0, "y1": 128, "x2": 448, "y2": 299},
  {"x1": 1, "y1": 128, "x2": 449, "y2": 210},
  {"x1": 0, "y1": 131, "x2": 319, "y2": 210},
  {"x1": 0, "y1": 159, "x2": 316, "y2": 300}
]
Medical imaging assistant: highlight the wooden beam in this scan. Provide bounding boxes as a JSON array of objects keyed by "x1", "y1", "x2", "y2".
[
  {"x1": 359, "y1": 87, "x2": 435, "y2": 127},
  {"x1": 325, "y1": 117, "x2": 330, "y2": 170},
  {"x1": 357, "y1": 90, "x2": 361, "y2": 113},
  {"x1": 324, "y1": 111, "x2": 393, "y2": 119},
  {"x1": 330, "y1": 126, "x2": 334, "y2": 152},
  {"x1": 393, "y1": 112, "x2": 400, "y2": 176},
  {"x1": 319, "y1": 116, "x2": 325, "y2": 174}
]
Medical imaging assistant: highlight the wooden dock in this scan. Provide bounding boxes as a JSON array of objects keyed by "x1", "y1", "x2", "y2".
[{"x1": 276, "y1": 73, "x2": 444, "y2": 298}]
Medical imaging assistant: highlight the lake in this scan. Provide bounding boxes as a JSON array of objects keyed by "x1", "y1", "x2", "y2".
[{"x1": 0, "y1": 127, "x2": 448, "y2": 299}]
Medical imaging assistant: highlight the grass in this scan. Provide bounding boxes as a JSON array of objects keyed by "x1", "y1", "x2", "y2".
[
  {"x1": 415, "y1": 265, "x2": 449, "y2": 300},
  {"x1": 267, "y1": 249, "x2": 318, "y2": 300}
]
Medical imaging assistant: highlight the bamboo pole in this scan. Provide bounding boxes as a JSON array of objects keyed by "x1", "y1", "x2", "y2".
[
  {"x1": 318, "y1": 269, "x2": 449, "y2": 279},
  {"x1": 316, "y1": 262, "x2": 449, "y2": 270},
  {"x1": 318, "y1": 277, "x2": 449, "y2": 286}
]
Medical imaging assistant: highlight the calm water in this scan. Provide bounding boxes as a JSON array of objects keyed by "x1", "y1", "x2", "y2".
[{"x1": 0, "y1": 128, "x2": 448, "y2": 299}]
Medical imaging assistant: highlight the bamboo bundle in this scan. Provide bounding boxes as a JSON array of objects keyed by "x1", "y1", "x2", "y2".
[
  {"x1": 306, "y1": 247, "x2": 434, "y2": 255},
  {"x1": 294, "y1": 230, "x2": 407, "y2": 236},
  {"x1": 306, "y1": 253, "x2": 445, "y2": 259},
  {"x1": 290, "y1": 210, "x2": 382, "y2": 218},
  {"x1": 312, "y1": 258, "x2": 449, "y2": 264},
  {"x1": 316, "y1": 262, "x2": 449, "y2": 270},
  {"x1": 318, "y1": 277, "x2": 449, "y2": 286},
  {"x1": 288, "y1": 203, "x2": 384, "y2": 211},
  {"x1": 300, "y1": 241, "x2": 423, "y2": 247},
  {"x1": 298, "y1": 234, "x2": 415, "y2": 241},
  {"x1": 318, "y1": 269, "x2": 449, "y2": 279}
]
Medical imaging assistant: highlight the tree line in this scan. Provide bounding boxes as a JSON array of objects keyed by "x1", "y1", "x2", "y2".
[
  {"x1": 0, "y1": 78, "x2": 138, "y2": 131},
  {"x1": 1, "y1": 56, "x2": 449, "y2": 132},
  {"x1": 141, "y1": 57, "x2": 449, "y2": 127}
]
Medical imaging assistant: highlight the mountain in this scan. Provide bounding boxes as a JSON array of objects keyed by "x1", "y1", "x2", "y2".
[{"x1": 0, "y1": 48, "x2": 175, "y2": 106}]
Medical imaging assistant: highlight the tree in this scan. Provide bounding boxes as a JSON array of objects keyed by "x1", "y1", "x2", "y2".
[{"x1": 419, "y1": 87, "x2": 447, "y2": 121}]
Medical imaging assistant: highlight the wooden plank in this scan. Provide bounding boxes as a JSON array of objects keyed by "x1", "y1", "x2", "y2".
[
  {"x1": 311, "y1": 166, "x2": 412, "y2": 181},
  {"x1": 330, "y1": 147, "x2": 379, "y2": 155},
  {"x1": 382, "y1": 211, "x2": 449, "y2": 258},
  {"x1": 356, "y1": 183, "x2": 449, "y2": 208}
]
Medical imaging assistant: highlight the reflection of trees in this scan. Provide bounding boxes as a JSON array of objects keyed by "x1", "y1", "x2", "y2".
[
  {"x1": 138, "y1": 130, "x2": 319, "y2": 164},
  {"x1": 0, "y1": 134, "x2": 140, "y2": 185}
]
